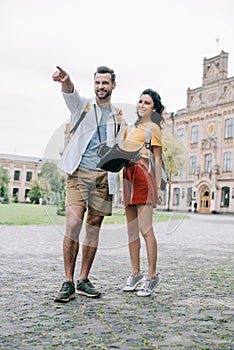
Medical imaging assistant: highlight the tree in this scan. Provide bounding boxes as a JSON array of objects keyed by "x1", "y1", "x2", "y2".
[
  {"x1": 29, "y1": 179, "x2": 41, "y2": 204},
  {"x1": 0, "y1": 165, "x2": 10, "y2": 203},
  {"x1": 29, "y1": 178, "x2": 51, "y2": 204},
  {"x1": 40, "y1": 162, "x2": 61, "y2": 192},
  {"x1": 57, "y1": 176, "x2": 66, "y2": 216},
  {"x1": 162, "y1": 130, "x2": 186, "y2": 211},
  {"x1": 39, "y1": 162, "x2": 64, "y2": 204}
]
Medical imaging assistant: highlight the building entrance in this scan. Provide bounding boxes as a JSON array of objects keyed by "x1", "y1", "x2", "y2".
[{"x1": 199, "y1": 186, "x2": 211, "y2": 213}]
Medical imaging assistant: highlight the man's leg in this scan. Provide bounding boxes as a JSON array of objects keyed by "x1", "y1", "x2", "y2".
[
  {"x1": 75, "y1": 169, "x2": 110, "y2": 297},
  {"x1": 63, "y1": 205, "x2": 85, "y2": 282},
  {"x1": 79, "y1": 214, "x2": 104, "y2": 280},
  {"x1": 54, "y1": 205, "x2": 85, "y2": 302}
]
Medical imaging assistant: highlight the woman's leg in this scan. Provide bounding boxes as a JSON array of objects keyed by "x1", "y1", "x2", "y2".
[
  {"x1": 137, "y1": 204, "x2": 157, "y2": 280},
  {"x1": 125, "y1": 205, "x2": 141, "y2": 275}
]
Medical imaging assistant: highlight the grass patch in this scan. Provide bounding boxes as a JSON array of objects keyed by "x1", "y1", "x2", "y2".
[
  {"x1": 0, "y1": 203, "x2": 189, "y2": 225},
  {"x1": 0, "y1": 203, "x2": 65, "y2": 225}
]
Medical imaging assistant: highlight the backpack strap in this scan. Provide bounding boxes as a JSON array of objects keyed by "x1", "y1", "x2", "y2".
[
  {"x1": 145, "y1": 123, "x2": 168, "y2": 188},
  {"x1": 114, "y1": 107, "x2": 123, "y2": 135},
  {"x1": 70, "y1": 99, "x2": 91, "y2": 135},
  {"x1": 124, "y1": 124, "x2": 135, "y2": 141},
  {"x1": 144, "y1": 124, "x2": 154, "y2": 173},
  {"x1": 70, "y1": 101, "x2": 123, "y2": 141},
  {"x1": 124, "y1": 124, "x2": 153, "y2": 171}
]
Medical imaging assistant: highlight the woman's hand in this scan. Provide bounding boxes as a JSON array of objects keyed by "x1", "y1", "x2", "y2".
[{"x1": 156, "y1": 187, "x2": 162, "y2": 205}]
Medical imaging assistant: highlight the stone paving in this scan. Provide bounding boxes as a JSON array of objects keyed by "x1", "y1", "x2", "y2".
[{"x1": 0, "y1": 212, "x2": 233, "y2": 349}]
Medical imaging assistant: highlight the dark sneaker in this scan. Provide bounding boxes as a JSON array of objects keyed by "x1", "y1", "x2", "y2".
[
  {"x1": 137, "y1": 273, "x2": 161, "y2": 297},
  {"x1": 76, "y1": 278, "x2": 101, "y2": 298},
  {"x1": 122, "y1": 273, "x2": 144, "y2": 291},
  {"x1": 54, "y1": 281, "x2": 76, "y2": 303}
]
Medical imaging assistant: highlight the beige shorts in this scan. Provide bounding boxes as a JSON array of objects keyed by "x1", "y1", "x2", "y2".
[{"x1": 65, "y1": 167, "x2": 113, "y2": 216}]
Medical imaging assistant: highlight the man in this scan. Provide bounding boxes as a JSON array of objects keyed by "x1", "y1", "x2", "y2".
[{"x1": 52, "y1": 65, "x2": 125, "y2": 302}]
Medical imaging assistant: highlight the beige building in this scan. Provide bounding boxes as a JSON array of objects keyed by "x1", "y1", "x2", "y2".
[
  {"x1": 166, "y1": 51, "x2": 234, "y2": 214},
  {"x1": 0, "y1": 154, "x2": 45, "y2": 202}
]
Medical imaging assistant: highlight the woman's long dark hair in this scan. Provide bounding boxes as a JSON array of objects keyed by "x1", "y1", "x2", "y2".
[{"x1": 135, "y1": 88, "x2": 165, "y2": 127}]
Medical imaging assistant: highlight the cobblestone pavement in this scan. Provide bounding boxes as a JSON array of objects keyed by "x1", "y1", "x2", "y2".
[{"x1": 0, "y1": 212, "x2": 233, "y2": 349}]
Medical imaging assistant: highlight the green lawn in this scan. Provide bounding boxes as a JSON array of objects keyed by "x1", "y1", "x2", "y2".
[
  {"x1": 0, "y1": 203, "x2": 66, "y2": 225},
  {"x1": 0, "y1": 203, "x2": 189, "y2": 225}
]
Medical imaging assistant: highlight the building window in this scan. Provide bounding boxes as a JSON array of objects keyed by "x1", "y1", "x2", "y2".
[
  {"x1": 13, "y1": 188, "x2": 19, "y2": 197},
  {"x1": 173, "y1": 188, "x2": 180, "y2": 206},
  {"x1": 224, "y1": 118, "x2": 233, "y2": 139},
  {"x1": 189, "y1": 156, "x2": 197, "y2": 174},
  {"x1": 221, "y1": 187, "x2": 230, "y2": 207},
  {"x1": 177, "y1": 128, "x2": 184, "y2": 141},
  {"x1": 187, "y1": 187, "x2": 192, "y2": 206},
  {"x1": 182, "y1": 188, "x2": 185, "y2": 199},
  {"x1": 205, "y1": 153, "x2": 212, "y2": 173},
  {"x1": 191, "y1": 125, "x2": 199, "y2": 144},
  {"x1": 25, "y1": 189, "x2": 31, "y2": 201},
  {"x1": 14, "y1": 170, "x2": 20, "y2": 181},
  {"x1": 223, "y1": 152, "x2": 232, "y2": 172},
  {"x1": 26, "y1": 171, "x2": 33, "y2": 182}
]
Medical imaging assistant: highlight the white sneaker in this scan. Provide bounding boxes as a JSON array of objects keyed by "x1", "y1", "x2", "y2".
[
  {"x1": 137, "y1": 273, "x2": 161, "y2": 297},
  {"x1": 122, "y1": 273, "x2": 144, "y2": 291}
]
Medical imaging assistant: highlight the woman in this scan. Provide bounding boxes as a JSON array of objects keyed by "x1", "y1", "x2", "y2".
[{"x1": 122, "y1": 88, "x2": 164, "y2": 297}]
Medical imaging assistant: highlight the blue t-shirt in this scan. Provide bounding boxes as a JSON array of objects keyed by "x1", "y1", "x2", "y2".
[{"x1": 79, "y1": 106, "x2": 111, "y2": 170}]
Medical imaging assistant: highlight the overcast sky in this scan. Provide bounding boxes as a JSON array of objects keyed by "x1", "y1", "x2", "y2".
[{"x1": 1, "y1": 0, "x2": 234, "y2": 159}]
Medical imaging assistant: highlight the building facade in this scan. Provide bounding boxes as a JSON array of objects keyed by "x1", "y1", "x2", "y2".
[
  {"x1": 0, "y1": 154, "x2": 43, "y2": 202},
  {"x1": 166, "y1": 51, "x2": 234, "y2": 214}
]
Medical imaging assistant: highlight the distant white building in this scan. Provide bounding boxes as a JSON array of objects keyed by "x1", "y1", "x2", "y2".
[{"x1": 165, "y1": 51, "x2": 234, "y2": 214}]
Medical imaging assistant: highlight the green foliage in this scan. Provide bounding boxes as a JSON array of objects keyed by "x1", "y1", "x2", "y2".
[
  {"x1": 29, "y1": 179, "x2": 41, "y2": 204},
  {"x1": 162, "y1": 130, "x2": 186, "y2": 176},
  {"x1": 40, "y1": 162, "x2": 65, "y2": 204},
  {"x1": 162, "y1": 129, "x2": 187, "y2": 211},
  {"x1": 0, "y1": 203, "x2": 189, "y2": 225},
  {"x1": 29, "y1": 178, "x2": 52, "y2": 204},
  {"x1": 2, "y1": 192, "x2": 10, "y2": 204},
  {"x1": 57, "y1": 176, "x2": 66, "y2": 216},
  {"x1": 0, "y1": 165, "x2": 10, "y2": 200},
  {"x1": 14, "y1": 193, "x2": 19, "y2": 203},
  {"x1": 40, "y1": 162, "x2": 62, "y2": 192},
  {"x1": 40, "y1": 178, "x2": 52, "y2": 202},
  {"x1": 0, "y1": 203, "x2": 66, "y2": 225}
]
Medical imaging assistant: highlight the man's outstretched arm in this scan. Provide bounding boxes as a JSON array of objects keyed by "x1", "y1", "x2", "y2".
[{"x1": 52, "y1": 66, "x2": 74, "y2": 93}]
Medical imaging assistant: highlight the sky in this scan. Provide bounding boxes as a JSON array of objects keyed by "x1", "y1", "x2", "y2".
[{"x1": 1, "y1": 0, "x2": 234, "y2": 159}]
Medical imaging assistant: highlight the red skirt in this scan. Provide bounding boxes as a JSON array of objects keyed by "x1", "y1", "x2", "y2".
[{"x1": 123, "y1": 157, "x2": 158, "y2": 207}]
